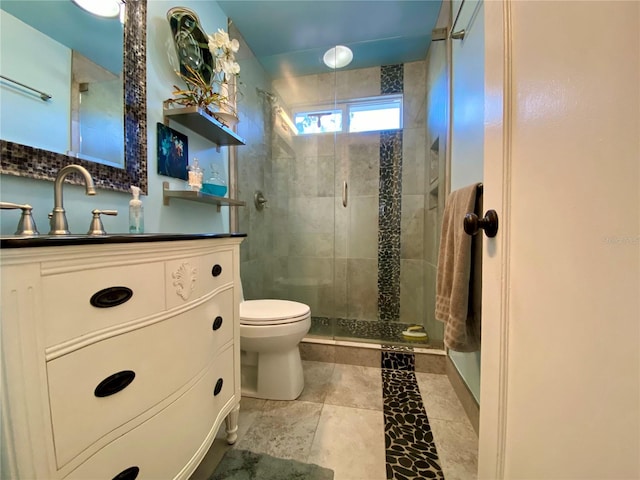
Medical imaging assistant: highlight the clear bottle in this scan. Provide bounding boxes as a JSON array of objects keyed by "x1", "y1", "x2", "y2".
[
  {"x1": 187, "y1": 158, "x2": 203, "y2": 191},
  {"x1": 129, "y1": 185, "x2": 144, "y2": 234}
]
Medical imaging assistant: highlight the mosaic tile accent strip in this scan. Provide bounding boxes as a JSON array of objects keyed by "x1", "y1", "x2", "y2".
[
  {"x1": 378, "y1": 130, "x2": 404, "y2": 321},
  {"x1": 0, "y1": 0, "x2": 147, "y2": 194},
  {"x1": 381, "y1": 64, "x2": 404, "y2": 95},
  {"x1": 308, "y1": 317, "x2": 436, "y2": 348},
  {"x1": 382, "y1": 350, "x2": 416, "y2": 371},
  {"x1": 123, "y1": 0, "x2": 148, "y2": 193},
  {"x1": 382, "y1": 364, "x2": 445, "y2": 479}
]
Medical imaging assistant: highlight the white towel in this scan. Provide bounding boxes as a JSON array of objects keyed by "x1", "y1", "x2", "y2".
[{"x1": 435, "y1": 183, "x2": 482, "y2": 352}]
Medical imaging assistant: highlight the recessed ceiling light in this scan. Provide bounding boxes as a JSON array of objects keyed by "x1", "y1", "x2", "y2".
[
  {"x1": 323, "y1": 45, "x2": 353, "y2": 69},
  {"x1": 72, "y1": 0, "x2": 122, "y2": 18}
]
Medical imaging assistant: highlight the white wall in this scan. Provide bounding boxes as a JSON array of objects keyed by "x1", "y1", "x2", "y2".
[
  {"x1": 0, "y1": 2, "x2": 233, "y2": 236},
  {"x1": 449, "y1": 0, "x2": 485, "y2": 402}
]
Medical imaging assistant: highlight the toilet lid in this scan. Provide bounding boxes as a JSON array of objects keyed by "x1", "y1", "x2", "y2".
[{"x1": 240, "y1": 299, "x2": 310, "y2": 325}]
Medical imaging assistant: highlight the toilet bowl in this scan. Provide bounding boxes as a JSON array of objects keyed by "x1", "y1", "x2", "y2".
[{"x1": 240, "y1": 299, "x2": 311, "y2": 401}]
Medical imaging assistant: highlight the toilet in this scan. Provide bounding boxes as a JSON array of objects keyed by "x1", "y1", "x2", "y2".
[{"x1": 239, "y1": 298, "x2": 311, "y2": 400}]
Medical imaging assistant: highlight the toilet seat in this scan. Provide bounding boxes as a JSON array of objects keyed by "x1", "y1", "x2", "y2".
[{"x1": 240, "y1": 299, "x2": 310, "y2": 326}]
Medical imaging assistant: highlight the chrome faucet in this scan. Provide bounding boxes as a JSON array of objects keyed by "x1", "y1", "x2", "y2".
[
  {"x1": 49, "y1": 164, "x2": 96, "y2": 235},
  {"x1": 0, "y1": 202, "x2": 39, "y2": 235}
]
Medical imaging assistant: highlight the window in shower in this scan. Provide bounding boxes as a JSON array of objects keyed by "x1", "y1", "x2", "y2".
[
  {"x1": 348, "y1": 96, "x2": 402, "y2": 132},
  {"x1": 293, "y1": 94, "x2": 402, "y2": 135},
  {"x1": 294, "y1": 109, "x2": 342, "y2": 134}
]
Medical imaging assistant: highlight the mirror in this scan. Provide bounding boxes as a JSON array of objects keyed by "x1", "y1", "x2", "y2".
[{"x1": 0, "y1": 0, "x2": 147, "y2": 194}]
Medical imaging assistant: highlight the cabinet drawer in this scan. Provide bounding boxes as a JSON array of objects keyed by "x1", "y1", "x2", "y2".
[
  {"x1": 42, "y1": 262, "x2": 166, "y2": 347},
  {"x1": 165, "y1": 249, "x2": 233, "y2": 308},
  {"x1": 47, "y1": 288, "x2": 234, "y2": 467},
  {"x1": 64, "y1": 347, "x2": 235, "y2": 480}
]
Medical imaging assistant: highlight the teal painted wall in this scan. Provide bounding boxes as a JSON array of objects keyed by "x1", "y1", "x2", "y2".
[{"x1": 0, "y1": 1, "x2": 233, "y2": 236}]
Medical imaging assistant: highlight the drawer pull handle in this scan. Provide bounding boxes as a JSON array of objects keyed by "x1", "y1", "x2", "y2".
[
  {"x1": 214, "y1": 378, "x2": 224, "y2": 396},
  {"x1": 90, "y1": 286, "x2": 133, "y2": 308},
  {"x1": 112, "y1": 466, "x2": 139, "y2": 480},
  {"x1": 212, "y1": 316, "x2": 223, "y2": 331},
  {"x1": 211, "y1": 264, "x2": 223, "y2": 277},
  {"x1": 95, "y1": 370, "x2": 136, "y2": 397}
]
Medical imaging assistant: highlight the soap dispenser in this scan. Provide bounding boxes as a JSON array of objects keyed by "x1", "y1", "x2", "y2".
[{"x1": 129, "y1": 185, "x2": 144, "y2": 234}]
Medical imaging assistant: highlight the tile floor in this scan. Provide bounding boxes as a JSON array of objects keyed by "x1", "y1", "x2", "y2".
[{"x1": 191, "y1": 361, "x2": 478, "y2": 480}]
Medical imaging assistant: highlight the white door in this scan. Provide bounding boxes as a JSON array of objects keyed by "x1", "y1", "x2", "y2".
[{"x1": 479, "y1": 1, "x2": 640, "y2": 478}]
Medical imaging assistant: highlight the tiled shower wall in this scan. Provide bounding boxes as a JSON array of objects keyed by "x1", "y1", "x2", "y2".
[{"x1": 233, "y1": 23, "x2": 275, "y2": 300}]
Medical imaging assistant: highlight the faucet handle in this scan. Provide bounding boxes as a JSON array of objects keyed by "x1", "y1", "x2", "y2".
[
  {"x1": 87, "y1": 209, "x2": 118, "y2": 236},
  {"x1": 0, "y1": 202, "x2": 40, "y2": 236}
]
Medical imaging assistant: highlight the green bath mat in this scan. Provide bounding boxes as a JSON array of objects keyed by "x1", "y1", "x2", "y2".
[{"x1": 209, "y1": 449, "x2": 334, "y2": 480}]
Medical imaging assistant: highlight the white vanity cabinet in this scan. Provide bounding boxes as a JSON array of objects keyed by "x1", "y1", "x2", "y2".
[{"x1": 0, "y1": 235, "x2": 244, "y2": 479}]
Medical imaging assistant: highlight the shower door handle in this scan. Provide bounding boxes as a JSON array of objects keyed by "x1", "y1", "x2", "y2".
[{"x1": 342, "y1": 181, "x2": 348, "y2": 207}]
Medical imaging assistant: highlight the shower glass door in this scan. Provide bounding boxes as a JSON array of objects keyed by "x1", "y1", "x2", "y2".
[
  {"x1": 266, "y1": 53, "x2": 443, "y2": 349},
  {"x1": 269, "y1": 68, "x2": 339, "y2": 337},
  {"x1": 330, "y1": 60, "x2": 443, "y2": 348},
  {"x1": 331, "y1": 66, "x2": 386, "y2": 345}
]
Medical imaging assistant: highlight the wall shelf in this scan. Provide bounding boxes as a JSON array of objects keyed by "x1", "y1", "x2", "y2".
[
  {"x1": 163, "y1": 106, "x2": 246, "y2": 146},
  {"x1": 162, "y1": 182, "x2": 246, "y2": 212}
]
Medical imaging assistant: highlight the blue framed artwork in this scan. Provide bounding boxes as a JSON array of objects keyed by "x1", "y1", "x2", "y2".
[{"x1": 157, "y1": 123, "x2": 188, "y2": 180}]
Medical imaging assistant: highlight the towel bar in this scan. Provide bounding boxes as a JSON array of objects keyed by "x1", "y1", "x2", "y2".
[
  {"x1": 464, "y1": 210, "x2": 499, "y2": 237},
  {"x1": 0, "y1": 75, "x2": 52, "y2": 101}
]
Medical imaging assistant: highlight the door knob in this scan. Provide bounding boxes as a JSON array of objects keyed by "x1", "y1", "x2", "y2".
[{"x1": 463, "y1": 210, "x2": 499, "y2": 237}]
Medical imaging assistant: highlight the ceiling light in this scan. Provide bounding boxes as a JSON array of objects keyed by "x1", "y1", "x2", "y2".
[
  {"x1": 72, "y1": 0, "x2": 122, "y2": 18},
  {"x1": 323, "y1": 45, "x2": 353, "y2": 69}
]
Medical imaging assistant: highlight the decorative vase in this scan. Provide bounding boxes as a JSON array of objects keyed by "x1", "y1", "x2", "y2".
[
  {"x1": 210, "y1": 74, "x2": 238, "y2": 127},
  {"x1": 202, "y1": 166, "x2": 227, "y2": 197}
]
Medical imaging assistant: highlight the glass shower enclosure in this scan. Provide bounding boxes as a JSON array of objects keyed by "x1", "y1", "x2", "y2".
[{"x1": 234, "y1": 23, "x2": 447, "y2": 351}]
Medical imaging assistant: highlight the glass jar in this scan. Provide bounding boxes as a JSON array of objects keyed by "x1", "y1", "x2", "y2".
[{"x1": 202, "y1": 166, "x2": 227, "y2": 197}]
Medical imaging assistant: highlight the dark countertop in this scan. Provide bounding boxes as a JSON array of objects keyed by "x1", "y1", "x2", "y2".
[{"x1": 0, "y1": 232, "x2": 247, "y2": 248}]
